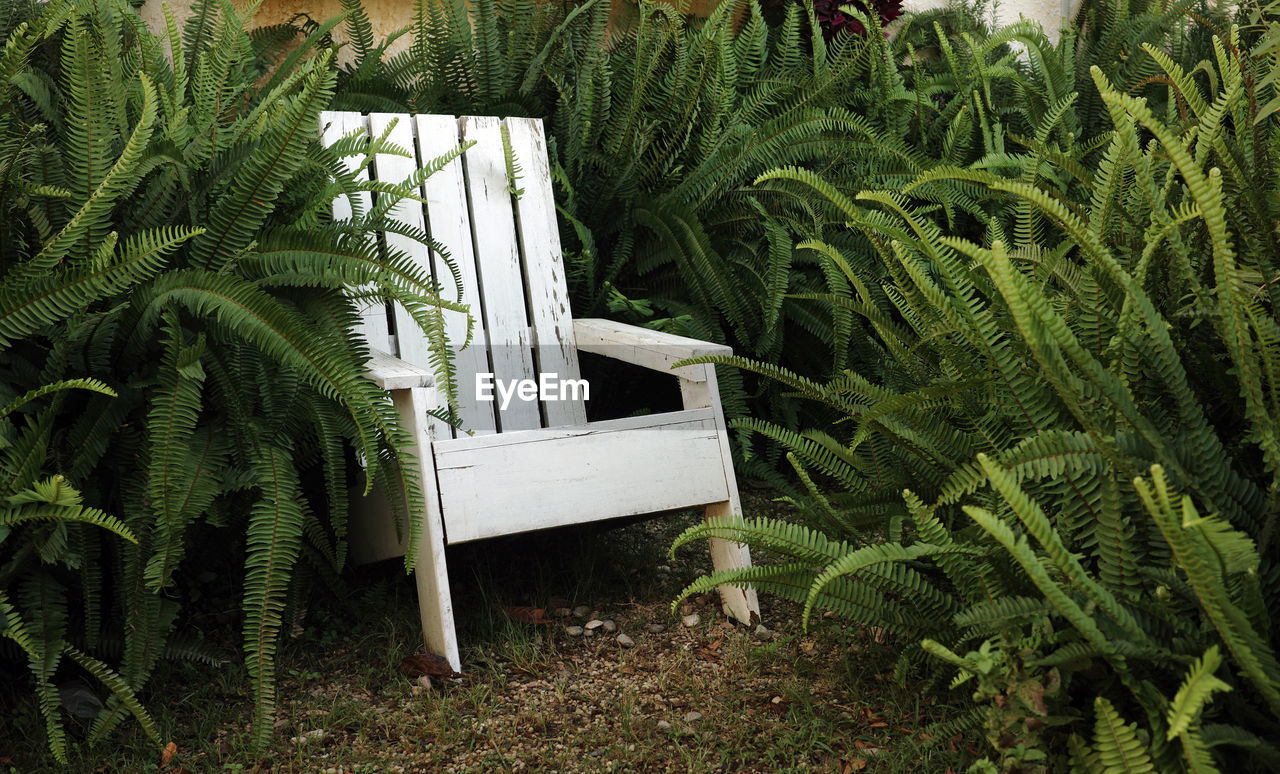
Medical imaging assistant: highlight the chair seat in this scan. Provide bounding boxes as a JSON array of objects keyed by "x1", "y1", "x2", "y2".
[{"x1": 435, "y1": 408, "x2": 732, "y2": 543}]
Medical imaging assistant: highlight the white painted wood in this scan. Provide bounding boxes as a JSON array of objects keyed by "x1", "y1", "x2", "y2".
[
  {"x1": 503, "y1": 117, "x2": 586, "y2": 428},
  {"x1": 398, "y1": 387, "x2": 460, "y2": 671},
  {"x1": 434, "y1": 409, "x2": 731, "y2": 543},
  {"x1": 573, "y1": 318, "x2": 731, "y2": 381},
  {"x1": 323, "y1": 112, "x2": 761, "y2": 664},
  {"x1": 458, "y1": 115, "x2": 541, "y2": 432},
  {"x1": 320, "y1": 111, "x2": 393, "y2": 354},
  {"x1": 365, "y1": 349, "x2": 433, "y2": 391},
  {"x1": 680, "y1": 364, "x2": 760, "y2": 625},
  {"x1": 415, "y1": 114, "x2": 498, "y2": 437},
  {"x1": 366, "y1": 113, "x2": 454, "y2": 441}
]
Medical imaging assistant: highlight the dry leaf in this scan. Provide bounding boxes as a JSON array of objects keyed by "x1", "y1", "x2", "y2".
[
  {"x1": 870, "y1": 721, "x2": 888, "y2": 728},
  {"x1": 496, "y1": 605, "x2": 552, "y2": 625},
  {"x1": 160, "y1": 741, "x2": 177, "y2": 766},
  {"x1": 849, "y1": 759, "x2": 868, "y2": 772},
  {"x1": 398, "y1": 653, "x2": 463, "y2": 679}
]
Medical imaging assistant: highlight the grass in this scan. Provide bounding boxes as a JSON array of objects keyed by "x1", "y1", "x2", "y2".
[{"x1": 0, "y1": 493, "x2": 980, "y2": 772}]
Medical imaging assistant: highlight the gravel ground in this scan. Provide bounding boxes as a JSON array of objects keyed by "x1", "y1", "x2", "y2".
[{"x1": 0, "y1": 493, "x2": 975, "y2": 772}]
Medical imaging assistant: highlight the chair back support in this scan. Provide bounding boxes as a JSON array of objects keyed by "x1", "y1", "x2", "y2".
[{"x1": 321, "y1": 111, "x2": 587, "y2": 437}]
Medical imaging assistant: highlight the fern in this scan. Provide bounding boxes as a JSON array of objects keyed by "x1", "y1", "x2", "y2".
[{"x1": 0, "y1": 0, "x2": 464, "y2": 758}]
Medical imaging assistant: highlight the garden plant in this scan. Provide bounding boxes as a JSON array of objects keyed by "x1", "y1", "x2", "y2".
[{"x1": 2, "y1": 0, "x2": 1279, "y2": 770}]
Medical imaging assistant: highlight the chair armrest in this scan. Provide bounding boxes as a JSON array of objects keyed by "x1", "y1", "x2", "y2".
[
  {"x1": 365, "y1": 348, "x2": 434, "y2": 391},
  {"x1": 572, "y1": 318, "x2": 731, "y2": 379}
]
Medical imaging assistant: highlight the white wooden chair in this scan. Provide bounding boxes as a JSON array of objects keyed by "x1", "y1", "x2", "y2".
[{"x1": 321, "y1": 112, "x2": 759, "y2": 670}]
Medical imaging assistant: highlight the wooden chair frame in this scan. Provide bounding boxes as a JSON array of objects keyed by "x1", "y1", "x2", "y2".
[{"x1": 322, "y1": 112, "x2": 759, "y2": 670}]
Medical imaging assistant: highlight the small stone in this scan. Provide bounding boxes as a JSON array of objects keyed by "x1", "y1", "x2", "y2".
[
  {"x1": 679, "y1": 602, "x2": 696, "y2": 616},
  {"x1": 572, "y1": 605, "x2": 591, "y2": 618},
  {"x1": 682, "y1": 613, "x2": 701, "y2": 628},
  {"x1": 753, "y1": 624, "x2": 773, "y2": 641},
  {"x1": 555, "y1": 607, "x2": 572, "y2": 618},
  {"x1": 616, "y1": 633, "x2": 635, "y2": 648},
  {"x1": 656, "y1": 719, "x2": 672, "y2": 731},
  {"x1": 290, "y1": 728, "x2": 326, "y2": 745},
  {"x1": 646, "y1": 624, "x2": 666, "y2": 633},
  {"x1": 565, "y1": 625, "x2": 584, "y2": 636},
  {"x1": 683, "y1": 711, "x2": 703, "y2": 724},
  {"x1": 584, "y1": 627, "x2": 595, "y2": 637},
  {"x1": 602, "y1": 619, "x2": 618, "y2": 633},
  {"x1": 584, "y1": 619, "x2": 604, "y2": 630},
  {"x1": 417, "y1": 675, "x2": 433, "y2": 690},
  {"x1": 656, "y1": 565, "x2": 671, "y2": 573},
  {"x1": 325, "y1": 768, "x2": 339, "y2": 774}
]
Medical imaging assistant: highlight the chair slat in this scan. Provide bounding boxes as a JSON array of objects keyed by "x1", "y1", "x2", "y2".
[
  {"x1": 458, "y1": 115, "x2": 540, "y2": 432},
  {"x1": 366, "y1": 113, "x2": 454, "y2": 442},
  {"x1": 503, "y1": 117, "x2": 587, "y2": 428},
  {"x1": 414, "y1": 115, "x2": 498, "y2": 437},
  {"x1": 320, "y1": 111, "x2": 392, "y2": 354}
]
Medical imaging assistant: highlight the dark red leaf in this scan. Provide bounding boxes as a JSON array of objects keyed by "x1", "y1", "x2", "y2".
[{"x1": 398, "y1": 653, "x2": 462, "y2": 678}]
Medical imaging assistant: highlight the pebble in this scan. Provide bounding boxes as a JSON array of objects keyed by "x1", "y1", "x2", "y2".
[
  {"x1": 555, "y1": 607, "x2": 572, "y2": 618},
  {"x1": 290, "y1": 728, "x2": 325, "y2": 745},
  {"x1": 565, "y1": 625, "x2": 584, "y2": 636},
  {"x1": 754, "y1": 624, "x2": 773, "y2": 641},
  {"x1": 602, "y1": 619, "x2": 618, "y2": 633},
  {"x1": 572, "y1": 605, "x2": 591, "y2": 618},
  {"x1": 683, "y1": 711, "x2": 703, "y2": 724},
  {"x1": 616, "y1": 633, "x2": 635, "y2": 648},
  {"x1": 417, "y1": 675, "x2": 433, "y2": 690},
  {"x1": 656, "y1": 565, "x2": 671, "y2": 573},
  {"x1": 646, "y1": 623, "x2": 666, "y2": 633},
  {"x1": 584, "y1": 627, "x2": 595, "y2": 637},
  {"x1": 656, "y1": 719, "x2": 672, "y2": 731},
  {"x1": 682, "y1": 613, "x2": 701, "y2": 628},
  {"x1": 584, "y1": 619, "x2": 604, "y2": 630}
]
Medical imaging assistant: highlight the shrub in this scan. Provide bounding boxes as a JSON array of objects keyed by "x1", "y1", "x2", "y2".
[
  {"x1": 673, "y1": 2, "x2": 1280, "y2": 770},
  {"x1": 0, "y1": 0, "x2": 459, "y2": 758},
  {"x1": 390, "y1": 0, "x2": 998, "y2": 472}
]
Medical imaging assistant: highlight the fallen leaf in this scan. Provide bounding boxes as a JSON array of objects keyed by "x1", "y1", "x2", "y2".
[
  {"x1": 398, "y1": 653, "x2": 463, "y2": 679},
  {"x1": 850, "y1": 759, "x2": 868, "y2": 771},
  {"x1": 870, "y1": 721, "x2": 888, "y2": 728},
  {"x1": 496, "y1": 605, "x2": 552, "y2": 625},
  {"x1": 160, "y1": 741, "x2": 177, "y2": 767}
]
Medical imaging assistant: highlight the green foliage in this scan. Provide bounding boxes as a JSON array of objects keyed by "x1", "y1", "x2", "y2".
[
  {"x1": 385, "y1": 0, "x2": 1005, "y2": 466},
  {"x1": 671, "y1": 2, "x2": 1280, "y2": 770},
  {"x1": 0, "y1": 0, "x2": 461, "y2": 759}
]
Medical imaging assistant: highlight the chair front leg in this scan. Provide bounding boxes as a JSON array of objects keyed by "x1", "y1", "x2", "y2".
[
  {"x1": 678, "y1": 364, "x2": 761, "y2": 625},
  {"x1": 393, "y1": 386, "x2": 461, "y2": 672}
]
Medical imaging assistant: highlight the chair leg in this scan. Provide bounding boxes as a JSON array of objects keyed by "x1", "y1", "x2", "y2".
[
  {"x1": 393, "y1": 387, "x2": 461, "y2": 672},
  {"x1": 705, "y1": 499, "x2": 761, "y2": 624},
  {"x1": 680, "y1": 366, "x2": 761, "y2": 625}
]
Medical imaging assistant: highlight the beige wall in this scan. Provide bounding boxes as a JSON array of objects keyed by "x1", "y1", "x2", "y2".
[
  {"x1": 136, "y1": 0, "x2": 1082, "y2": 63},
  {"x1": 136, "y1": 0, "x2": 678, "y2": 59}
]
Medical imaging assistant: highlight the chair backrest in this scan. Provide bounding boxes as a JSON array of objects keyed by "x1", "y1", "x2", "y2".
[{"x1": 321, "y1": 112, "x2": 588, "y2": 438}]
